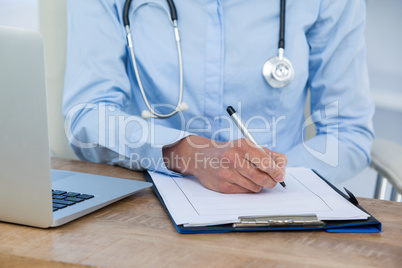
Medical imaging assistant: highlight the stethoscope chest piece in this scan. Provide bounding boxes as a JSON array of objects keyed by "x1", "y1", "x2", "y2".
[
  {"x1": 262, "y1": 51, "x2": 294, "y2": 88},
  {"x1": 262, "y1": 0, "x2": 294, "y2": 89}
]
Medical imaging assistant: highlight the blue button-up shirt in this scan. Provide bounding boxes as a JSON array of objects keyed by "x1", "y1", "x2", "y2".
[{"x1": 63, "y1": 0, "x2": 374, "y2": 184}]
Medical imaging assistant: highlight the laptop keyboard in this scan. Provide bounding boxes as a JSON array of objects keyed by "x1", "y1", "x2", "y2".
[{"x1": 52, "y1": 190, "x2": 94, "y2": 212}]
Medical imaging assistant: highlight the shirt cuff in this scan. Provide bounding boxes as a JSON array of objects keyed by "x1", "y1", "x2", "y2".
[
  {"x1": 138, "y1": 124, "x2": 194, "y2": 176},
  {"x1": 285, "y1": 134, "x2": 370, "y2": 184}
]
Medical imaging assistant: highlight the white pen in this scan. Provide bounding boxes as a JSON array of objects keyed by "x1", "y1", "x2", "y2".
[{"x1": 227, "y1": 106, "x2": 287, "y2": 189}]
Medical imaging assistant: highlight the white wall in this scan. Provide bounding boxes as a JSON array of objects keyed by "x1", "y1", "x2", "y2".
[
  {"x1": 0, "y1": 0, "x2": 76, "y2": 159},
  {"x1": 0, "y1": 0, "x2": 39, "y2": 31},
  {"x1": 366, "y1": 0, "x2": 402, "y2": 144}
]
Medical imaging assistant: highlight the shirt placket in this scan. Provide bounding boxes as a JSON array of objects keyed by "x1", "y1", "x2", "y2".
[{"x1": 204, "y1": 0, "x2": 224, "y2": 139}]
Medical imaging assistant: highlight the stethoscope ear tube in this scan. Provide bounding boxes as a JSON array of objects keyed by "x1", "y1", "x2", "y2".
[
  {"x1": 166, "y1": 0, "x2": 178, "y2": 21},
  {"x1": 124, "y1": 0, "x2": 186, "y2": 119},
  {"x1": 124, "y1": 0, "x2": 177, "y2": 24},
  {"x1": 123, "y1": 0, "x2": 132, "y2": 26},
  {"x1": 278, "y1": 0, "x2": 286, "y2": 49}
]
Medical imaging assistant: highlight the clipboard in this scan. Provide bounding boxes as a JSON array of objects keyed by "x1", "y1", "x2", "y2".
[{"x1": 144, "y1": 171, "x2": 381, "y2": 234}]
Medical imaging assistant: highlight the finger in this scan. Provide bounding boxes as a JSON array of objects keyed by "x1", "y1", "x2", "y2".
[
  {"x1": 232, "y1": 169, "x2": 266, "y2": 192},
  {"x1": 216, "y1": 180, "x2": 255, "y2": 194},
  {"x1": 198, "y1": 169, "x2": 255, "y2": 194},
  {"x1": 234, "y1": 162, "x2": 277, "y2": 190},
  {"x1": 262, "y1": 148, "x2": 288, "y2": 176},
  {"x1": 272, "y1": 151, "x2": 288, "y2": 169},
  {"x1": 239, "y1": 141, "x2": 284, "y2": 182},
  {"x1": 218, "y1": 167, "x2": 262, "y2": 193},
  {"x1": 262, "y1": 147, "x2": 288, "y2": 166}
]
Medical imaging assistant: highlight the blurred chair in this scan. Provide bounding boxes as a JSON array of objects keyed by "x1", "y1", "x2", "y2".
[
  {"x1": 305, "y1": 99, "x2": 402, "y2": 202},
  {"x1": 371, "y1": 139, "x2": 402, "y2": 201}
]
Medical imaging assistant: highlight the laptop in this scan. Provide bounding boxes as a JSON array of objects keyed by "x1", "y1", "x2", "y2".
[{"x1": 0, "y1": 26, "x2": 152, "y2": 228}]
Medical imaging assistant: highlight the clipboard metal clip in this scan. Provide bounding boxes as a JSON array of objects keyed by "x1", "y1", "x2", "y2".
[{"x1": 233, "y1": 214, "x2": 325, "y2": 228}]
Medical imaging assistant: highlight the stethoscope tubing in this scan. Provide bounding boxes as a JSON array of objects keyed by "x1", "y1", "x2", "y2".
[
  {"x1": 123, "y1": 0, "x2": 293, "y2": 118},
  {"x1": 124, "y1": 0, "x2": 185, "y2": 118}
]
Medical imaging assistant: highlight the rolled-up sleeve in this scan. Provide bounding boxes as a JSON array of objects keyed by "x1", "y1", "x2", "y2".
[{"x1": 63, "y1": 0, "x2": 191, "y2": 175}]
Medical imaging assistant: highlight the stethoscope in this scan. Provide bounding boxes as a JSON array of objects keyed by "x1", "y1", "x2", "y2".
[
  {"x1": 262, "y1": 0, "x2": 294, "y2": 88},
  {"x1": 123, "y1": 0, "x2": 294, "y2": 119}
]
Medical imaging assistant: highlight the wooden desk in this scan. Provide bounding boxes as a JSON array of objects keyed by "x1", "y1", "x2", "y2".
[{"x1": 1, "y1": 158, "x2": 401, "y2": 267}]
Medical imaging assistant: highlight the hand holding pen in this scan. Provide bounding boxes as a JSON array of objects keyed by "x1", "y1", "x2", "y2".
[
  {"x1": 162, "y1": 107, "x2": 288, "y2": 194},
  {"x1": 227, "y1": 106, "x2": 287, "y2": 189}
]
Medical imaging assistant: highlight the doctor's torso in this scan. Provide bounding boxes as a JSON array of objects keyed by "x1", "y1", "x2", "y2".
[{"x1": 119, "y1": 0, "x2": 321, "y2": 151}]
